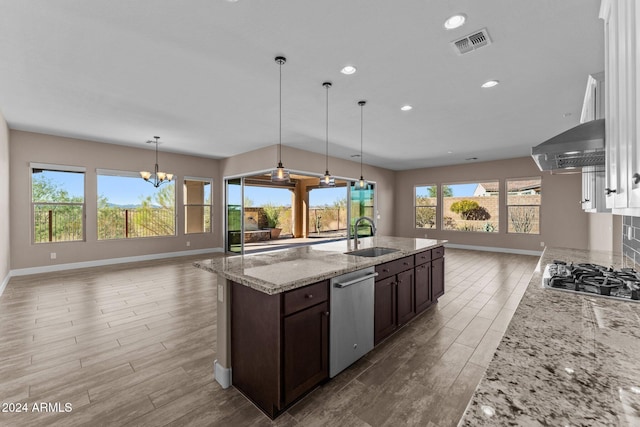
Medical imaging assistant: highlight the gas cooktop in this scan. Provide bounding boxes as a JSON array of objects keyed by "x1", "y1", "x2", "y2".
[{"x1": 542, "y1": 260, "x2": 640, "y2": 302}]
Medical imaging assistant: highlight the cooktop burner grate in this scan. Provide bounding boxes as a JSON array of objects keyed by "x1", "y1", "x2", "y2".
[{"x1": 542, "y1": 260, "x2": 640, "y2": 302}]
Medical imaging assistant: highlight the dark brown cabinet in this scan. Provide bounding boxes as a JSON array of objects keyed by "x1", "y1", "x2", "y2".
[
  {"x1": 396, "y1": 269, "x2": 415, "y2": 326},
  {"x1": 432, "y1": 255, "x2": 445, "y2": 300},
  {"x1": 415, "y1": 261, "x2": 432, "y2": 313},
  {"x1": 374, "y1": 246, "x2": 445, "y2": 345},
  {"x1": 374, "y1": 275, "x2": 396, "y2": 343},
  {"x1": 374, "y1": 255, "x2": 415, "y2": 345},
  {"x1": 231, "y1": 280, "x2": 329, "y2": 418}
]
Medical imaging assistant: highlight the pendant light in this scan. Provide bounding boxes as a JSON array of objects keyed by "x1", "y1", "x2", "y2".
[
  {"x1": 319, "y1": 81, "x2": 335, "y2": 187},
  {"x1": 356, "y1": 100, "x2": 367, "y2": 189},
  {"x1": 140, "y1": 136, "x2": 173, "y2": 188},
  {"x1": 271, "y1": 56, "x2": 290, "y2": 183}
]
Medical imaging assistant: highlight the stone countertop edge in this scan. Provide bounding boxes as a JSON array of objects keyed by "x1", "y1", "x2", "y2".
[
  {"x1": 193, "y1": 236, "x2": 447, "y2": 295},
  {"x1": 459, "y1": 246, "x2": 640, "y2": 427}
]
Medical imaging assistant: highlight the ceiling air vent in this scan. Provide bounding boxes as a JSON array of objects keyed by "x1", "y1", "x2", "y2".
[{"x1": 452, "y1": 28, "x2": 491, "y2": 55}]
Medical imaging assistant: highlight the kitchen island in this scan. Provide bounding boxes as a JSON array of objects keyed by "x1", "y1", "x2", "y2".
[
  {"x1": 194, "y1": 236, "x2": 446, "y2": 418},
  {"x1": 460, "y1": 247, "x2": 640, "y2": 426}
]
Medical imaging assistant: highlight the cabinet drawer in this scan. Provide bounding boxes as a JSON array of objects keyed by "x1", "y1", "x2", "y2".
[
  {"x1": 414, "y1": 250, "x2": 431, "y2": 266},
  {"x1": 375, "y1": 256, "x2": 414, "y2": 280},
  {"x1": 284, "y1": 280, "x2": 328, "y2": 316},
  {"x1": 432, "y1": 246, "x2": 445, "y2": 259}
]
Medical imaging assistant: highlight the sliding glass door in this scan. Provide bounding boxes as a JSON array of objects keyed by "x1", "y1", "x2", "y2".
[
  {"x1": 225, "y1": 178, "x2": 242, "y2": 254},
  {"x1": 348, "y1": 182, "x2": 376, "y2": 238}
]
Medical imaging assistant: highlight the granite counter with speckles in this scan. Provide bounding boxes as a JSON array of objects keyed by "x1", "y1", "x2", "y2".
[
  {"x1": 194, "y1": 236, "x2": 446, "y2": 294},
  {"x1": 460, "y1": 247, "x2": 640, "y2": 426}
]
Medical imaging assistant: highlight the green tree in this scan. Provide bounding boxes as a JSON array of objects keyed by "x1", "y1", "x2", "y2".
[
  {"x1": 32, "y1": 175, "x2": 84, "y2": 243},
  {"x1": 427, "y1": 185, "x2": 453, "y2": 197},
  {"x1": 132, "y1": 183, "x2": 176, "y2": 237}
]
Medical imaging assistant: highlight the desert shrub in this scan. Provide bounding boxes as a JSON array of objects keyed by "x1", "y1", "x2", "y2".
[
  {"x1": 450, "y1": 200, "x2": 480, "y2": 220},
  {"x1": 465, "y1": 206, "x2": 491, "y2": 221}
]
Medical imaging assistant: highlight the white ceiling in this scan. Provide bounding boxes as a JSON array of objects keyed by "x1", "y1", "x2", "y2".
[{"x1": 0, "y1": 0, "x2": 604, "y2": 170}]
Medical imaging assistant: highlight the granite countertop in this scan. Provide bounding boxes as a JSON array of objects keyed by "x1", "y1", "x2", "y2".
[
  {"x1": 460, "y1": 247, "x2": 640, "y2": 426},
  {"x1": 194, "y1": 236, "x2": 446, "y2": 295}
]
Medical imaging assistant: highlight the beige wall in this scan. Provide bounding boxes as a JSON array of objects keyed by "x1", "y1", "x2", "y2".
[
  {"x1": 220, "y1": 145, "x2": 397, "y2": 236},
  {"x1": 0, "y1": 111, "x2": 9, "y2": 283},
  {"x1": 10, "y1": 131, "x2": 221, "y2": 270},
  {"x1": 395, "y1": 157, "x2": 590, "y2": 252},
  {"x1": 588, "y1": 213, "x2": 623, "y2": 252}
]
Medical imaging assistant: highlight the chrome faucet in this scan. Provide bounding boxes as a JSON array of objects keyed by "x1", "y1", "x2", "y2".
[{"x1": 353, "y1": 216, "x2": 376, "y2": 250}]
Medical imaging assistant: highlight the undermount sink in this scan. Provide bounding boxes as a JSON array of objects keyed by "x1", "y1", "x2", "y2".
[{"x1": 346, "y1": 247, "x2": 400, "y2": 257}]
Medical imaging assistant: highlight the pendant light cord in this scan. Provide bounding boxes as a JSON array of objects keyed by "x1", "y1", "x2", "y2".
[
  {"x1": 360, "y1": 102, "x2": 364, "y2": 177},
  {"x1": 325, "y1": 83, "x2": 329, "y2": 172},
  {"x1": 278, "y1": 59, "x2": 282, "y2": 164}
]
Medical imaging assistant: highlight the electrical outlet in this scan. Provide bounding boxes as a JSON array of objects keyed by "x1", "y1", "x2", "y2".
[
  {"x1": 540, "y1": 242, "x2": 545, "y2": 247},
  {"x1": 50, "y1": 252, "x2": 56, "y2": 260},
  {"x1": 186, "y1": 241, "x2": 191, "y2": 247}
]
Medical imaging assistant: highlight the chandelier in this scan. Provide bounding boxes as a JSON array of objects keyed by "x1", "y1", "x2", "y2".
[{"x1": 140, "y1": 136, "x2": 173, "y2": 188}]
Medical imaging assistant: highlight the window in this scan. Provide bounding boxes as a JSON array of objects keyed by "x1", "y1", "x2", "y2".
[
  {"x1": 184, "y1": 178, "x2": 212, "y2": 234},
  {"x1": 442, "y1": 182, "x2": 499, "y2": 232},
  {"x1": 415, "y1": 185, "x2": 437, "y2": 229},
  {"x1": 32, "y1": 164, "x2": 85, "y2": 243},
  {"x1": 97, "y1": 170, "x2": 176, "y2": 240},
  {"x1": 507, "y1": 177, "x2": 541, "y2": 234}
]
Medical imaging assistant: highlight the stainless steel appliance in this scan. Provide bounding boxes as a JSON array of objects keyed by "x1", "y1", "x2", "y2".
[
  {"x1": 531, "y1": 118, "x2": 605, "y2": 171},
  {"x1": 543, "y1": 260, "x2": 640, "y2": 302},
  {"x1": 330, "y1": 267, "x2": 377, "y2": 378}
]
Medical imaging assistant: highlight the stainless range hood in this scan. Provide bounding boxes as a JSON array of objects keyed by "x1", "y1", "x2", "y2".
[{"x1": 531, "y1": 118, "x2": 604, "y2": 171}]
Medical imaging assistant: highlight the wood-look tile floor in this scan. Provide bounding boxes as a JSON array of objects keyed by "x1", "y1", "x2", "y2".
[{"x1": 0, "y1": 249, "x2": 539, "y2": 426}]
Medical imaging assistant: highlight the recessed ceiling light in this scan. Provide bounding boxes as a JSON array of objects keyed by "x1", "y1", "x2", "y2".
[
  {"x1": 444, "y1": 14, "x2": 467, "y2": 30},
  {"x1": 340, "y1": 65, "x2": 357, "y2": 75},
  {"x1": 563, "y1": 112, "x2": 572, "y2": 117},
  {"x1": 465, "y1": 157, "x2": 478, "y2": 161},
  {"x1": 447, "y1": 151, "x2": 453, "y2": 154},
  {"x1": 400, "y1": 105, "x2": 413, "y2": 111},
  {"x1": 481, "y1": 80, "x2": 499, "y2": 88}
]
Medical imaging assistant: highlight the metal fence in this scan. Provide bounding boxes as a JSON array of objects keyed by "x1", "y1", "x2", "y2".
[
  {"x1": 98, "y1": 208, "x2": 175, "y2": 240},
  {"x1": 309, "y1": 207, "x2": 347, "y2": 234},
  {"x1": 33, "y1": 203, "x2": 84, "y2": 243}
]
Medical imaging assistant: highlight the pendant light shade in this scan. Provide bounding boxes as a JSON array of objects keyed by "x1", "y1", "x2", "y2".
[
  {"x1": 356, "y1": 100, "x2": 367, "y2": 189},
  {"x1": 140, "y1": 136, "x2": 173, "y2": 188},
  {"x1": 271, "y1": 56, "x2": 290, "y2": 183},
  {"x1": 319, "y1": 81, "x2": 335, "y2": 188}
]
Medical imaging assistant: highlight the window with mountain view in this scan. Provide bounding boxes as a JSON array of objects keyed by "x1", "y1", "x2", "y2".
[
  {"x1": 97, "y1": 170, "x2": 176, "y2": 240},
  {"x1": 31, "y1": 165, "x2": 85, "y2": 243}
]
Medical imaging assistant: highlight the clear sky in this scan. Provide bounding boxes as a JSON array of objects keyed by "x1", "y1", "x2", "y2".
[{"x1": 415, "y1": 183, "x2": 479, "y2": 197}]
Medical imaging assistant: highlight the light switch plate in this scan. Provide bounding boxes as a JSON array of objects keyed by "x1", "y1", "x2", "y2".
[{"x1": 217, "y1": 284, "x2": 224, "y2": 302}]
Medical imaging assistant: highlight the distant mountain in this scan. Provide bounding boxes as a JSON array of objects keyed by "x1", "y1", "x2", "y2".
[{"x1": 105, "y1": 203, "x2": 163, "y2": 209}]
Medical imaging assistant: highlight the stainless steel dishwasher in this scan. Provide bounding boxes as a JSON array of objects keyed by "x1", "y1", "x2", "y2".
[{"x1": 330, "y1": 267, "x2": 377, "y2": 378}]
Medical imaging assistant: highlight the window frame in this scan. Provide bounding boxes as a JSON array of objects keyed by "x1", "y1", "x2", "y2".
[
  {"x1": 184, "y1": 176, "x2": 213, "y2": 235},
  {"x1": 441, "y1": 180, "x2": 500, "y2": 233},
  {"x1": 30, "y1": 162, "x2": 86, "y2": 244},
  {"x1": 506, "y1": 176, "x2": 542, "y2": 235},
  {"x1": 414, "y1": 184, "x2": 438, "y2": 230},
  {"x1": 96, "y1": 168, "x2": 177, "y2": 240}
]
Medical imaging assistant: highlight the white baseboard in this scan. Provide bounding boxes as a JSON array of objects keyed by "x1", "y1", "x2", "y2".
[
  {"x1": 0, "y1": 272, "x2": 9, "y2": 298},
  {"x1": 9, "y1": 247, "x2": 224, "y2": 277},
  {"x1": 444, "y1": 243, "x2": 542, "y2": 257},
  {"x1": 214, "y1": 359, "x2": 232, "y2": 389}
]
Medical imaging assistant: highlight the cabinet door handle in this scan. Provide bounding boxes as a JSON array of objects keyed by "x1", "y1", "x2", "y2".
[
  {"x1": 634, "y1": 173, "x2": 640, "y2": 185},
  {"x1": 383, "y1": 268, "x2": 389, "y2": 272},
  {"x1": 403, "y1": 262, "x2": 409, "y2": 266},
  {"x1": 605, "y1": 188, "x2": 617, "y2": 195},
  {"x1": 323, "y1": 311, "x2": 329, "y2": 317},
  {"x1": 306, "y1": 294, "x2": 313, "y2": 299}
]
